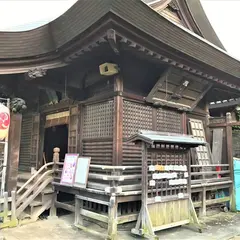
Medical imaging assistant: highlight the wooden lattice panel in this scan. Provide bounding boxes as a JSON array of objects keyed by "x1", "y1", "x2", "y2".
[
  {"x1": 148, "y1": 145, "x2": 189, "y2": 199},
  {"x1": 82, "y1": 140, "x2": 113, "y2": 165},
  {"x1": 83, "y1": 101, "x2": 114, "y2": 139},
  {"x1": 123, "y1": 100, "x2": 152, "y2": 138},
  {"x1": 188, "y1": 118, "x2": 210, "y2": 165},
  {"x1": 156, "y1": 108, "x2": 182, "y2": 133}
]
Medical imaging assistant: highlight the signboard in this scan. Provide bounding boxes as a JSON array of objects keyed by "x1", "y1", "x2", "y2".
[
  {"x1": 0, "y1": 103, "x2": 10, "y2": 140},
  {"x1": 60, "y1": 153, "x2": 79, "y2": 186},
  {"x1": 74, "y1": 157, "x2": 91, "y2": 189}
]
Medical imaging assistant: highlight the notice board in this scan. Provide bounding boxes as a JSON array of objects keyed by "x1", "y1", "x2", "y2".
[
  {"x1": 74, "y1": 157, "x2": 91, "y2": 188},
  {"x1": 60, "y1": 153, "x2": 79, "y2": 186}
]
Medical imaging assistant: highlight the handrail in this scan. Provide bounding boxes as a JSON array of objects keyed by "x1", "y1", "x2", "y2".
[
  {"x1": 16, "y1": 177, "x2": 53, "y2": 217},
  {"x1": 191, "y1": 164, "x2": 229, "y2": 167},
  {"x1": 89, "y1": 165, "x2": 142, "y2": 170},
  {"x1": 17, "y1": 162, "x2": 54, "y2": 195},
  {"x1": 56, "y1": 162, "x2": 142, "y2": 170},
  {"x1": 16, "y1": 169, "x2": 54, "y2": 207}
]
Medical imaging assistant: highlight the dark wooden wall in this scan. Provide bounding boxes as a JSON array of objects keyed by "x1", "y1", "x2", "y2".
[
  {"x1": 122, "y1": 99, "x2": 183, "y2": 166},
  {"x1": 16, "y1": 51, "x2": 210, "y2": 170},
  {"x1": 82, "y1": 100, "x2": 114, "y2": 165}
]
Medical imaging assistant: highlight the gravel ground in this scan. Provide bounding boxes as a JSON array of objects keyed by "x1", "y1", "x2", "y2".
[{"x1": 2, "y1": 212, "x2": 240, "y2": 240}]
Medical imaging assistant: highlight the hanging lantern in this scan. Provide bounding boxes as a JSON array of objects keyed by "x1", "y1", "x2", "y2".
[{"x1": 0, "y1": 103, "x2": 10, "y2": 140}]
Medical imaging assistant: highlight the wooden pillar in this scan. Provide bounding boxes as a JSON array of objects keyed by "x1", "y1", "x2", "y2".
[
  {"x1": 226, "y1": 112, "x2": 235, "y2": 211},
  {"x1": 152, "y1": 108, "x2": 157, "y2": 131},
  {"x1": 107, "y1": 195, "x2": 118, "y2": 240},
  {"x1": 205, "y1": 103, "x2": 211, "y2": 143},
  {"x1": 6, "y1": 113, "x2": 22, "y2": 193},
  {"x1": 49, "y1": 147, "x2": 60, "y2": 218},
  {"x1": 181, "y1": 112, "x2": 187, "y2": 134},
  {"x1": 113, "y1": 76, "x2": 123, "y2": 166}
]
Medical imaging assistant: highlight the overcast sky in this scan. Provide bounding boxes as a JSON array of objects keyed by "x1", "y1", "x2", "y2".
[{"x1": 0, "y1": 0, "x2": 239, "y2": 59}]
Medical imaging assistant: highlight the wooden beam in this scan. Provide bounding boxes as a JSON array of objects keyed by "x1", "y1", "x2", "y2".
[
  {"x1": 113, "y1": 75, "x2": 123, "y2": 166},
  {"x1": 194, "y1": 196, "x2": 230, "y2": 208},
  {"x1": 226, "y1": 113, "x2": 235, "y2": 211},
  {"x1": 55, "y1": 201, "x2": 75, "y2": 212}
]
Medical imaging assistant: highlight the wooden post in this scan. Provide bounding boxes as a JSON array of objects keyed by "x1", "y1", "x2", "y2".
[
  {"x1": 181, "y1": 112, "x2": 187, "y2": 134},
  {"x1": 10, "y1": 191, "x2": 18, "y2": 227},
  {"x1": 226, "y1": 113, "x2": 235, "y2": 211},
  {"x1": 141, "y1": 142, "x2": 149, "y2": 234},
  {"x1": 3, "y1": 192, "x2": 8, "y2": 224},
  {"x1": 113, "y1": 76, "x2": 123, "y2": 166},
  {"x1": 205, "y1": 103, "x2": 211, "y2": 143},
  {"x1": 53, "y1": 147, "x2": 60, "y2": 164},
  {"x1": 199, "y1": 187, "x2": 206, "y2": 217},
  {"x1": 49, "y1": 147, "x2": 60, "y2": 218},
  {"x1": 75, "y1": 197, "x2": 84, "y2": 226},
  {"x1": 107, "y1": 195, "x2": 118, "y2": 240},
  {"x1": 6, "y1": 114, "x2": 22, "y2": 193}
]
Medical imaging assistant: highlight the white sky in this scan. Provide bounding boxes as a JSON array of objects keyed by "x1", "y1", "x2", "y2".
[{"x1": 0, "y1": 0, "x2": 239, "y2": 58}]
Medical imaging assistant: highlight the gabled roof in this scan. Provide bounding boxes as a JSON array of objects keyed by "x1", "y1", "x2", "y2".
[
  {"x1": 127, "y1": 130, "x2": 205, "y2": 146},
  {"x1": 178, "y1": 0, "x2": 225, "y2": 50},
  {"x1": 144, "y1": 0, "x2": 225, "y2": 50},
  {"x1": 0, "y1": 0, "x2": 239, "y2": 86}
]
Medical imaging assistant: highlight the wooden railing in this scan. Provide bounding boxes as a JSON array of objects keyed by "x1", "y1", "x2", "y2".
[
  {"x1": 16, "y1": 162, "x2": 54, "y2": 218},
  {"x1": 0, "y1": 191, "x2": 17, "y2": 228},
  {"x1": 191, "y1": 164, "x2": 231, "y2": 216}
]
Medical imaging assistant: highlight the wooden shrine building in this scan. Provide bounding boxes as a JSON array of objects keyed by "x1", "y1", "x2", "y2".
[{"x1": 0, "y1": 0, "x2": 240, "y2": 235}]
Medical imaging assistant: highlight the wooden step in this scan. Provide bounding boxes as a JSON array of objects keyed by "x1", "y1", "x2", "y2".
[
  {"x1": 18, "y1": 211, "x2": 31, "y2": 220},
  {"x1": 29, "y1": 200, "x2": 42, "y2": 207},
  {"x1": 17, "y1": 172, "x2": 33, "y2": 182}
]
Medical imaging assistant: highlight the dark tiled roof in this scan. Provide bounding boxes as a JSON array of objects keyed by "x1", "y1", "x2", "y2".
[
  {"x1": 50, "y1": 0, "x2": 110, "y2": 48},
  {"x1": 184, "y1": 0, "x2": 225, "y2": 50},
  {"x1": 0, "y1": 25, "x2": 54, "y2": 58},
  {"x1": 0, "y1": 0, "x2": 239, "y2": 82},
  {"x1": 110, "y1": 0, "x2": 240, "y2": 79}
]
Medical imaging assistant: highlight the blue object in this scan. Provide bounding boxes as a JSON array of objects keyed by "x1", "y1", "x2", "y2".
[{"x1": 234, "y1": 158, "x2": 240, "y2": 210}]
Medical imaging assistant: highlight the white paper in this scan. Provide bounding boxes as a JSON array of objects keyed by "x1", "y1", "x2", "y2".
[
  {"x1": 178, "y1": 193, "x2": 184, "y2": 199},
  {"x1": 149, "y1": 180, "x2": 156, "y2": 186},
  {"x1": 149, "y1": 165, "x2": 155, "y2": 172},
  {"x1": 155, "y1": 196, "x2": 162, "y2": 202}
]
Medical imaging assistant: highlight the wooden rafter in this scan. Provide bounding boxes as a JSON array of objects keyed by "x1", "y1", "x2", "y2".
[{"x1": 117, "y1": 33, "x2": 240, "y2": 91}]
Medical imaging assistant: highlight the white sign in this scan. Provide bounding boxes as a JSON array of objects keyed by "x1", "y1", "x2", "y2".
[
  {"x1": 73, "y1": 157, "x2": 91, "y2": 189},
  {"x1": 60, "y1": 154, "x2": 79, "y2": 186}
]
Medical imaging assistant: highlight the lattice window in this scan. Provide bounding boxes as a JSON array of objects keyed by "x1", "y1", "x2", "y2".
[
  {"x1": 83, "y1": 101, "x2": 114, "y2": 138},
  {"x1": 156, "y1": 108, "x2": 182, "y2": 133},
  {"x1": 123, "y1": 101, "x2": 152, "y2": 138}
]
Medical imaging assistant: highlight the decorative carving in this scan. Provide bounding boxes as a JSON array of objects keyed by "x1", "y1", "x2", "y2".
[
  {"x1": 10, "y1": 98, "x2": 27, "y2": 113},
  {"x1": 0, "y1": 85, "x2": 27, "y2": 113},
  {"x1": 28, "y1": 68, "x2": 47, "y2": 79}
]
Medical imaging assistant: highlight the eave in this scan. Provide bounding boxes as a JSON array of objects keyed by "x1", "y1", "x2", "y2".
[{"x1": 0, "y1": 0, "x2": 238, "y2": 92}]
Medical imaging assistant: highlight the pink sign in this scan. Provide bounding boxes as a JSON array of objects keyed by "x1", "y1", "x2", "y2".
[{"x1": 60, "y1": 153, "x2": 79, "y2": 186}]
